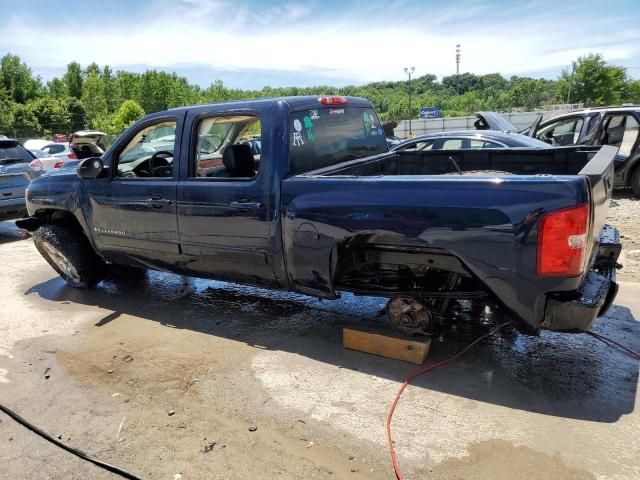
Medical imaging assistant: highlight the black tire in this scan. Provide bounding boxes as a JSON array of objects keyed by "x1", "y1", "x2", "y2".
[
  {"x1": 32, "y1": 224, "x2": 106, "y2": 288},
  {"x1": 631, "y1": 168, "x2": 640, "y2": 198}
]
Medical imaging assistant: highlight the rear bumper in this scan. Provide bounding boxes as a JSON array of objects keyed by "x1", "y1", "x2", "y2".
[
  {"x1": 0, "y1": 196, "x2": 27, "y2": 220},
  {"x1": 541, "y1": 225, "x2": 621, "y2": 332}
]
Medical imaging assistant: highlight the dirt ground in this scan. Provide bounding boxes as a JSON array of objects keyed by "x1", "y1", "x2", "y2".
[
  {"x1": 609, "y1": 190, "x2": 640, "y2": 282},
  {"x1": 0, "y1": 204, "x2": 639, "y2": 479}
]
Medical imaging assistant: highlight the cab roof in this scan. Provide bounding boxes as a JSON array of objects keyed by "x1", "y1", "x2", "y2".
[{"x1": 161, "y1": 96, "x2": 373, "y2": 116}]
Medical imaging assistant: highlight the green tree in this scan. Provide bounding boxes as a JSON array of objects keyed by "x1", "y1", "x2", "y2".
[
  {"x1": 85, "y1": 62, "x2": 101, "y2": 76},
  {"x1": 47, "y1": 77, "x2": 68, "y2": 98},
  {"x1": 0, "y1": 88, "x2": 14, "y2": 134},
  {"x1": 624, "y1": 80, "x2": 640, "y2": 104},
  {"x1": 510, "y1": 78, "x2": 545, "y2": 109},
  {"x1": 81, "y1": 71, "x2": 107, "y2": 125},
  {"x1": 112, "y1": 99, "x2": 145, "y2": 133},
  {"x1": 30, "y1": 97, "x2": 71, "y2": 135},
  {"x1": 63, "y1": 61, "x2": 83, "y2": 99},
  {"x1": 12, "y1": 103, "x2": 41, "y2": 139},
  {"x1": 442, "y1": 73, "x2": 481, "y2": 94},
  {"x1": 558, "y1": 53, "x2": 627, "y2": 105},
  {"x1": 101, "y1": 65, "x2": 121, "y2": 113},
  {"x1": 0, "y1": 53, "x2": 41, "y2": 103},
  {"x1": 66, "y1": 97, "x2": 87, "y2": 132},
  {"x1": 137, "y1": 70, "x2": 171, "y2": 112}
]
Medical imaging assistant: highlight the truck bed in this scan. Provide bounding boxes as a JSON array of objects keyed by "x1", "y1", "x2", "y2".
[
  {"x1": 282, "y1": 146, "x2": 618, "y2": 333},
  {"x1": 310, "y1": 146, "x2": 601, "y2": 177}
]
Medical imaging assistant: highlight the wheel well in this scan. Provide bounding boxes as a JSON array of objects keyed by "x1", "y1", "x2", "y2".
[
  {"x1": 332, "y1": 237, "x2": 484, "y2": 296},
  {"x1": 37, "y1": 210, "x2": 85, "y2": 237}
]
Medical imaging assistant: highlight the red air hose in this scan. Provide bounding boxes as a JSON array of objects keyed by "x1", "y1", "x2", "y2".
[
  {"x1": 386, "y1": 321, "x2": 512, "y2": 479},
  {"x1": 385, "y1": 323, "x2": 639, "y2": 479}
]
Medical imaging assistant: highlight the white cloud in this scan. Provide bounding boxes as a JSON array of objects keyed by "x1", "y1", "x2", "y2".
[{"x1": 2, "y1": 0, "x2": 639, "y2": 85}]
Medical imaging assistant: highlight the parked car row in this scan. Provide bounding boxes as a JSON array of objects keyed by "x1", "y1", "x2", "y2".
[{"x1": 23, "y1": 131, "x2": 106, "y2": 171}]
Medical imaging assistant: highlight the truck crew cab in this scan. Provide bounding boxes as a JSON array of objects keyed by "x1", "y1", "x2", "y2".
[{"x1": 18, "y1": 96, "x2": 622, "y2": 336}]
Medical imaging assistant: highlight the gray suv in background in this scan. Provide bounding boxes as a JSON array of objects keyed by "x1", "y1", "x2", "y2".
[{"x1": 0, "y1": 139, "x2": 43, "y2": 220}]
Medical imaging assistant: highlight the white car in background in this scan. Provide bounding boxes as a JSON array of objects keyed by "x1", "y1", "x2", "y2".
[
  {"x1": 24, "y1": 131, "x2": 106, "y2": 168},
  {"x1": 29, "y1": 148, "x2": 63, "y2": 171}
]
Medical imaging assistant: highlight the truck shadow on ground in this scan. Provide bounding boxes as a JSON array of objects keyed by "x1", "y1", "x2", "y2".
[{"x1": 25, "y1": 269, "x2": 639, "y2": 423}]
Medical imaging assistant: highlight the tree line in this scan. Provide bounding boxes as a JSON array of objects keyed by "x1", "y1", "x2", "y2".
[{"x1": 1, "y1": 52, "x2": 638, "y2": 143}]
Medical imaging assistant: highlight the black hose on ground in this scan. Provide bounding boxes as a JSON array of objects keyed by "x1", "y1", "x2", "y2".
[{"x1": 0, "y1": 402, "x2": 143, "y2": 480}]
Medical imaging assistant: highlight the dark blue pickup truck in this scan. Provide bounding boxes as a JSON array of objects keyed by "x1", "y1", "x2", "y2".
[{"x1": 18, "y1": 96, "x2": 621, "y2": 335}]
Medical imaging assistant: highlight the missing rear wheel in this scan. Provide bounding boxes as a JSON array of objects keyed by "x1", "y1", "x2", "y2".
[{"x1": 386, "y1": 297, "x2": 433, "y2": 336}]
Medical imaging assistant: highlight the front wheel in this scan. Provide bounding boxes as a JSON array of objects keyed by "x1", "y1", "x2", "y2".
[{"x1": 33, "y1": 224, "x2": 106, "y2": 288}]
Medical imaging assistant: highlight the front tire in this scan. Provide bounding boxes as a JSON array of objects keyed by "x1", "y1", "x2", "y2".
[{"x1": 33, "y1": 224, "x2": 106, "y2": 288}]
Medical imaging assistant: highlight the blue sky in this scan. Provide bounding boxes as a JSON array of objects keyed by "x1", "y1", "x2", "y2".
[{"x1": 1, "y1": 0, "x2": 639, "y2": 89}]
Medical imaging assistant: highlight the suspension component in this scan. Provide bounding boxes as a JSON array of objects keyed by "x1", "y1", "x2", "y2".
[{"x1": 386, "y1": 297, "x2": 433, "y2": 336}]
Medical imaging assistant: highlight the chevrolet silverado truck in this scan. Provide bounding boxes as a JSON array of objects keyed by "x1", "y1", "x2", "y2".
[{"x1": 17, "y1": 96, "x2": 621, "y2": 335}]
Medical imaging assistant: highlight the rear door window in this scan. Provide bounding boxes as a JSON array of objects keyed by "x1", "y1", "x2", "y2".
[
  {"x1": 193, "y1": 115, "x2": 261, "y2": 179},
  {"x1": 439, "y1": 139, "x2": 465, "y2": 149},
  {"x1": 288, "y1": 107, "x2": 387, "y2": 174}
]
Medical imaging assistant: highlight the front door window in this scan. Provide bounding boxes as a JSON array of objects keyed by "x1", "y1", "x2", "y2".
[{"x1": 116, "y1": 121, "x2": 177, "y2": 178}]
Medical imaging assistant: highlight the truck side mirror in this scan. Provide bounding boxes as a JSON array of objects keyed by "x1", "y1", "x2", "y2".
[{"x1": 77, "y1": 157, "x2": 104, "y2": 179}]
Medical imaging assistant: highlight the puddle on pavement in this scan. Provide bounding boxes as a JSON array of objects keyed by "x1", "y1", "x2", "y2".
[
  {"x1": 25, "y1": 266, "x2": 640, "y2": 423},
  {"x1": 429, "y1": 439, "x2": 595, "y2": 480}
]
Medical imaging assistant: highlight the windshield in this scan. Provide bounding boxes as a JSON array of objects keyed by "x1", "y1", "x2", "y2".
[{"x1": 289, "y1": 106, "x2": 388, "y2": 174}]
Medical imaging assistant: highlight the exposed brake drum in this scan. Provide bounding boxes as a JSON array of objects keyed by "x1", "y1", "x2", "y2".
[{"x1": 386, "y1": 297, "x2": 433, "y2": 336}]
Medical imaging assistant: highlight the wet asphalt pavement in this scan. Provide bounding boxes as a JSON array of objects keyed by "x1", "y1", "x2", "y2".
[{"x1": 0, "y1": 219, "x2": 639, "y2": 479}]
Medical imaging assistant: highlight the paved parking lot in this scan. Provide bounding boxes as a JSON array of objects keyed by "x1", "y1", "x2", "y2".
[{"x1": 1, "y1": 219, "x2": 639, "y2": 480}]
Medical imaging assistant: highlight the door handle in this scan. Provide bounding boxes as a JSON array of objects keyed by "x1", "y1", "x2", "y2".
[
  {"x1": 230, "y1": 200, "x2": 262, "y2": 209},
  {"x1": 146, "y1": 195, "x2": 173, "y2": 208}
]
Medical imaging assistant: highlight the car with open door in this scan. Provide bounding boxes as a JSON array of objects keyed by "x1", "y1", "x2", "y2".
[{"x1": 475, "y1": 107, "x2": 640, "y2": 195}]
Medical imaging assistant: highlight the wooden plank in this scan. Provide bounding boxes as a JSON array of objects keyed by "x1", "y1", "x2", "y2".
[{"x1": 343, "y1": 327, "x2": 431, "y2": 364}]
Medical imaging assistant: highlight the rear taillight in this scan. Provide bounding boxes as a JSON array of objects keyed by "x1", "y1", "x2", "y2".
[
  {"x1": 53, "y1": 161, "x2": 64, "y2": 169},
  {"x1": 67, "y1": 152, "x2": 77, "y2": 159},
  {"x1": 318, "y1": 96, "x2": 347, "y2": 105},
  {"x1": 537, "y1": 204, "x2": 590, "y2": 277},
  {"x1": 29, "y1": 159, "x2": 45, "y2": 171}
]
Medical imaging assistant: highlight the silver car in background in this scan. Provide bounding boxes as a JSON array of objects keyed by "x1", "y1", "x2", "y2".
[{"x1": 0, "y1": 139, "x2": 44, "y2": 220}]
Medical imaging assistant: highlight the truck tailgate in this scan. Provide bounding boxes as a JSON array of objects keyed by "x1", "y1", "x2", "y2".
[{"x1": 578, "y1": 145, "x2": 617, "y2": 261}]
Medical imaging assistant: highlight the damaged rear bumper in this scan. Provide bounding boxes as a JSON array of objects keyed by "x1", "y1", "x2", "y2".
[{"x1": 541, "y1": 225, "x2": 621, "y2": 332}]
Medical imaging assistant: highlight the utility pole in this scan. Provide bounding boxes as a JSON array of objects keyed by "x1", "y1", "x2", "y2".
[
  {"x1": 403, "y1": 66, "x2": 415, "y2": 137},
  {"x1": 456, "y1": 44, "x2": 461, "y2": 75}
]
